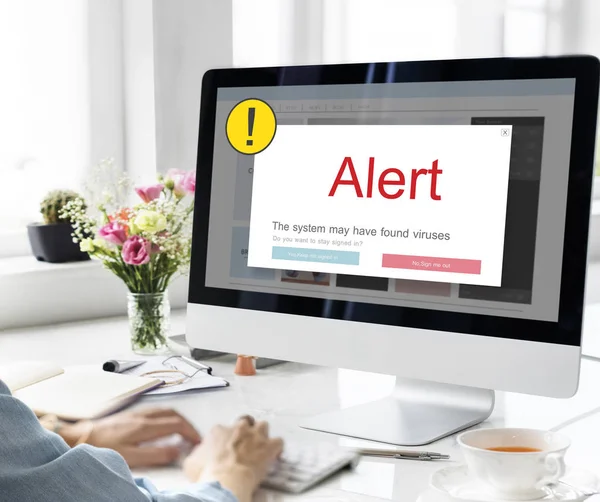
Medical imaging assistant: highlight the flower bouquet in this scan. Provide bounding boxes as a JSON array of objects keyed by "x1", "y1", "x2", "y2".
[{"x1": 62, "y1": 162, "x2": 196, "y2": 353}]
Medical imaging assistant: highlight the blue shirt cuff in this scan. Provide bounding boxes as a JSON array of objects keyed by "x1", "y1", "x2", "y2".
[
  {"x1": 136, "y1": 477, "x2": 238, "y2": 502},
  {"x1": 188, "y1": 481, "x2": 238, "y2": 502}
]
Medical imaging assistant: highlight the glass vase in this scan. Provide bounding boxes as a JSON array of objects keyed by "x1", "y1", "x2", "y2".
[{"x1": 127, "y1": 291, "x2": 170, "y2": 354}]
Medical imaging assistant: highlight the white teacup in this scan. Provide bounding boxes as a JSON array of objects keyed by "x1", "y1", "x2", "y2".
[{"x1": 457, "y1": 428, "x2": 570, "y2": 500}]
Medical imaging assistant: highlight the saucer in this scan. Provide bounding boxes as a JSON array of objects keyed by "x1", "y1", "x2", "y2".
[{"x1": 430, "y1": 464, "x2": 600, "y2": 502}]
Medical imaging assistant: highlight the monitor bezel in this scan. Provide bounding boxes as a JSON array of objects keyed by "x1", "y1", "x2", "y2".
[{"x1": 189, "y1": 56, "x2": 599, "y2": 348}]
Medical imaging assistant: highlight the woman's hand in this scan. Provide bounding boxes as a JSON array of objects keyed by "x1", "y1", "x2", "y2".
[
  {"x1": 64, "y1": 408, "x2": 201, "y2": 468},
  {"x1": 183, "y1": 416, "x2": 283, "y2": 502}
]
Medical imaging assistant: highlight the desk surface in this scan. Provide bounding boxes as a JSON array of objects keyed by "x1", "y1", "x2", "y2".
[{"x1": 2, "y1": 312, "x2": 600, "y2": 501}]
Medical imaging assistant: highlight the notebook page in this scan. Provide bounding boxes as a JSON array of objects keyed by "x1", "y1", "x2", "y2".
[
  {"x1": 0, "y1": 361, "x2": 64, "y2": 392},
  {"x1": 14, "y1": 366, "x2": 161, "y2": 420}
]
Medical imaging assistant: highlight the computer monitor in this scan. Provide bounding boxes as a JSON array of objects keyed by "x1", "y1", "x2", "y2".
[{"x1": 187, "y1": 57, "x2": 599, "y2": 446}]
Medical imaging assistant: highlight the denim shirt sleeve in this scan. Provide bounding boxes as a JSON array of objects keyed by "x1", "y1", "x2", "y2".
[{"x1": 0, "y1": 380, "x2": 238, "y2": 502}]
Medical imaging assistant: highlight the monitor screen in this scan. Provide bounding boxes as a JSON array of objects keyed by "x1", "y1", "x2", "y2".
[{"x1": 203, "y1": 78, "x2": 575, "y2": 323}]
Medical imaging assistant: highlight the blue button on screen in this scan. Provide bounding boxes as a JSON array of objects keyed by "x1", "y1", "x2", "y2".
[{"x1": 271, "y1": 246, "x2": 360, "y2": 265}]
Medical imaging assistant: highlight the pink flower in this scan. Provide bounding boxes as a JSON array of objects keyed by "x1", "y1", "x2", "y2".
[
  {"x1": 121, "y1": 236, "x2": 151, "y2": 265},
  {"x1": 98, "y1": 222, "x2": 128, "y2": 245},
  {"x1": 181, "y1": 171, "x2": 196, "y2": 194},
  {"x1": 165, "y1": 168, "x2": 193, "y2": 197},
  {"x1": 165, "y1": 168, "x2": 185, "y2": 186},
  {"x1": 135, "y1": 184, "x2": 164, "y2": 203}
]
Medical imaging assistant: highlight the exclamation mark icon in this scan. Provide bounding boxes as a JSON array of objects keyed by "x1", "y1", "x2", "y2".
[
  {"x1": 225, "y1": 98, "x2": 276, "y2": 154},
  {"x1": 246, "y1": 107, "x2": 256, "y2": 146}
]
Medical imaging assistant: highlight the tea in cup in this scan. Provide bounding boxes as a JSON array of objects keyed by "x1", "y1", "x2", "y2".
[{"x1": 457, "y1": 428, "x2": 570, "y2": 500}]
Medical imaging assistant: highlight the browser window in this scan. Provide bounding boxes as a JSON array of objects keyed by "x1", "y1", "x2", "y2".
[{"x1": 205, "y1": 79, "x2": 575, "y2": 322}]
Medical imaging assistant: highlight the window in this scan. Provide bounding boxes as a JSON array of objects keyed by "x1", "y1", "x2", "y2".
[
  {"x1": 0, "y1": 1, "x2": 125, "y2": 257},
  {"x1": 0, "y1": 1, "x2": 90, "y2": 240}
]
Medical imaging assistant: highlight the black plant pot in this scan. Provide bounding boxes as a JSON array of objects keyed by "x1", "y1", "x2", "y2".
[{"x1": 27, "y1": 223, "x2": 90, "y2": 263}]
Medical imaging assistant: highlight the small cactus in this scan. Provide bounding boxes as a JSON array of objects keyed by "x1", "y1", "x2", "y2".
[{"x1": 40, "y1": 190, "x2": 85, "y2": 225}]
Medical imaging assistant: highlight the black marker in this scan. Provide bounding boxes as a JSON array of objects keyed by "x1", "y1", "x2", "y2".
[{"x1": 102, "y1": 360, "x2": 145, "y2": 373}]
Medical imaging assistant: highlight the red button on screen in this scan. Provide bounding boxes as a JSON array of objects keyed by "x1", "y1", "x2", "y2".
[{"x1": 382, "y1": 254, "x2": 481, "y2": 275}]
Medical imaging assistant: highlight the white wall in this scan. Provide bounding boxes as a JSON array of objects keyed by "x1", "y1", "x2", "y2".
[
  {"x1": 454, "y1": 0, "x2": 503, "y2": 58},
  {"x1": 579, "y1": 0, "x2": 600, "y2": 54},
  {"x1": 122, "y1": 0, "x2": 158, "y2": 184},
  {"x1": 88, "y1": 0, "x2": 125, "y2": 176}
]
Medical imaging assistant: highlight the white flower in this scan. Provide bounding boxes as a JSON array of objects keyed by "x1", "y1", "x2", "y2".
[{"x1": 80, "y1": 238, "x2": 95, "y2": 253}]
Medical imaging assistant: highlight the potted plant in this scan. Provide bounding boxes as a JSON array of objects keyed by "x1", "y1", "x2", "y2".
[{"x1": 27, "y1": 190, "x2": 90, "y2": 263}]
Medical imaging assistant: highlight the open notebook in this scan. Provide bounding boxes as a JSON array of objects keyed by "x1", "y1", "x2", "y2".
[{"x1": 0, "y1": 361, "x2": 162, "y2": 421}]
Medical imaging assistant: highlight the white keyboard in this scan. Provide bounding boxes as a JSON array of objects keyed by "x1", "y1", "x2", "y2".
[{"x1": 262, "y1": 441, "x2": 361, "y2": 494}]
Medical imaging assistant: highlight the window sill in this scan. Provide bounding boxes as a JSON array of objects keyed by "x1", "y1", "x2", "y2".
[
  {"x1": 0, "y1": 256, "x2": 189, "y2": 330},
  {"x1": 0, "y1": 229, "x2": 32, "y2": 259},
  {"x1": 0, "y1": 256, "x2": 100, "y2": 276}
]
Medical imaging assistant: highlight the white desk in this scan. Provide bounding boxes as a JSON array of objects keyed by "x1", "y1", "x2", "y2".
[{"x1": 2, "y1": 312, "x2": 600, "y2": 501}]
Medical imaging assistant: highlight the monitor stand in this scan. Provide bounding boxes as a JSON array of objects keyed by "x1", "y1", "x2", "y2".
[{"x1": 300, "y1": 377, "x2": 495, "y2": 446}]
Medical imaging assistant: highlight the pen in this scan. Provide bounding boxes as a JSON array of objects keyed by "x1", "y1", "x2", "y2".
[
  {"x1": 102, "y1": 360, "x2": 145, "y2": 373},
  {"x1": 181, "y1": 355, "x2": 213, "y2": 375},
  {"x1": 358, "y1": 448, "x2": 450, "y2": 461}
]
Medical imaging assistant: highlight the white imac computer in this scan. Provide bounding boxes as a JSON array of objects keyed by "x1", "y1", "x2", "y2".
[{"x1": 187, "y1": 56, "x2": 599, "y2": 446}]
